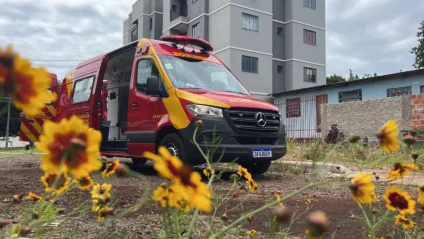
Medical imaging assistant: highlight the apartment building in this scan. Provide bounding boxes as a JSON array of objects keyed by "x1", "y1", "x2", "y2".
[{"x1": 123, "y1": 0, "x2": 326, "y2": 94}]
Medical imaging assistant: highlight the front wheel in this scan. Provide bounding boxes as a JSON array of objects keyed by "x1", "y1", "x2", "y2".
[
  {"x1": 240, "y1": 161, "x2": 272, "y2": 176},
  {"x1": 158, "y1": 133, "x2": 187, "y2": 163}
]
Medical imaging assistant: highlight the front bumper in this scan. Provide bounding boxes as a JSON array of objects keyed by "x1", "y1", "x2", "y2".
[{"x1": 179, "y1": 115, "x2": 287, "y2": 166}]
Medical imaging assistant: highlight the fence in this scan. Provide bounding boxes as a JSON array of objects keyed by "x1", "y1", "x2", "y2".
[{"x1": 274, "y1": 95, "x2": 328, "y2": 140}]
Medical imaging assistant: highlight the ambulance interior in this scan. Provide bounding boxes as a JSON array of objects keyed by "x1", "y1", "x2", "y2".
[{"x1": 100, "y1": 47, "x2": 136, "y2": 151}]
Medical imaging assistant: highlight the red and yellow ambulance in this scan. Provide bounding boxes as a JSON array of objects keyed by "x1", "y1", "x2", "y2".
[{"x1": 20, "y1": 36, "x2": 286, "y2": 175}]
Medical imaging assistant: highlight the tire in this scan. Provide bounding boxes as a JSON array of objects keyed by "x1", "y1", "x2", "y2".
[
  {"x1": 131, "y1": 158, "x2": 147, "y2": 165},
  {"x1": 240, "y1": 161, "x2": 272, "y2": 176},
  {"x1": 158, "y1": 133, "x2": 186, "y2": 163}
]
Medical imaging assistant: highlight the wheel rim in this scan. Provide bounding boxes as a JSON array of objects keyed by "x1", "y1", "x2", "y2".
[{"x1": 166, "y1": 143, "x2": 179, "y2": 157}]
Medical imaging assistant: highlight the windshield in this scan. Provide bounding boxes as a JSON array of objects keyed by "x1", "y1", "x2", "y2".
[{"x1": 158, "y1": 55, "x2": 250, "y2": 95}]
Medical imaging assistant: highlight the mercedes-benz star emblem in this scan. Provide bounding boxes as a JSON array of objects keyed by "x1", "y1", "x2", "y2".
[{"x1": 255, "y1": 112, "x2": 267, "y2": 127}]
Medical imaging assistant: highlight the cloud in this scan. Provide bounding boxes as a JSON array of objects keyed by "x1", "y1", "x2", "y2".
[
  {"x1": 0, "y1": 0, "x2": 134, "y2": 80},
  {"x1": 326, "y1": 0, "x2": 423, "y2": 78}
]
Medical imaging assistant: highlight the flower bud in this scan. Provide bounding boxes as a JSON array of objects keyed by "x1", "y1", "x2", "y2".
[
  {"x1": 229, "y1": 173, "x2": 239, "y2": 182},
  {"x1": 371, "y1": 207, "x2": 378, "y2": 214},
  {"x1": 31, "y1": 211, "x2": 40, "y2": 220},
  {"x1": 273, "y1": 206, "x2": 293, "y2": 223},
  {"x1": 70, "y1": 137, "x2": 87, "y2": 150},
  {"x1": 0, "y1": 220, "x2": 12, "y2": 229},
  {"x1": 195, "y1": 120, "x2": 203, "y2": 128},
  {"x1": 306, "y1": 211, "x2": 330, "y2": 236},
  {"x1": 22, "y1": 226, "x2": 32, "y2": 236},
  {"x1": 233, "y1": 191, "x2": 239, "y2": 198},
  {"x1": 412, "y1": 152, "x2": 419, "y2": 161},
  {"x1": 221, "y1": 212, "x2": 228, "y2": 221},
  {"x1": 13, "y1": 193, "x2": 24, "y2": 203},
  {"x1": 115, "y1": 163, "x2": 130, "y2": 177},
  {"x1": 348, "y1": 135, "x2": 361, "y2": 144},
  {"x1": 247, "y1": 215, "x2": 254, "y2": 223},
  {"x1": 402, "y1": 132, "x2": 416, "y2": 146}
]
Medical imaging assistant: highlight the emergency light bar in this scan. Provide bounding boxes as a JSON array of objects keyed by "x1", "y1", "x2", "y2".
[{"x1": 160, "y1": 35, "x2": 214, "y2": 52}]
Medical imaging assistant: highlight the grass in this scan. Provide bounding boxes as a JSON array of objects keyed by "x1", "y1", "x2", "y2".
[{"x1": 284, "y1": 139, "x2": 423, "y2": 168}]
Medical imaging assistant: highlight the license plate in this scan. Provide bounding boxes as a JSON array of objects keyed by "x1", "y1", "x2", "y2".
[{"x1": 252, "y1": 148, "x2": 272, "y2": 158}]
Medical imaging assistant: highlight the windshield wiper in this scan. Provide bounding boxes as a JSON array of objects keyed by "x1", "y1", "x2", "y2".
[{"x1": 222, "y1": 90, "x2": 248, "y2": 95}]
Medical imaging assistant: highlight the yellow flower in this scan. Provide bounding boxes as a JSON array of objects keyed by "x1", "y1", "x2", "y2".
[
  {"x1": 384, "y1": 186, "x2": 416, "y2": 215},
  {"x1": 395, "y1": 214, "x2": 415, "y2": 229},
  {"x1": 349, "y1": 173, "x2": 376, "y2": 204},
  {"x1": 27, "y1": 192, "x2": 42, "y2": 202},
  {"x1": 237, "y1": 166, "x2": 252, "y2": 181},
  {"x1": 102, "y1": 160, "x2": 120, "y2": 178},
  {"x1": 203, "y1": 165, "x2": 215, "y2": 177},
  {"x1": 0, "y1": 46, "x2": 57, "y2": 115},
  {"x1": 97, "y1": 207, "x2": 114, "y2": 222},
  {"x1": 276, "y1": 194, "x2": 284, "y2": 207},
  {"x1": 11, "y1": 224, "x2": 21, "y2": 238},
  {"x1": 306, "y1": 199, "x2": 312, "y2": 205},
  {"x1": 172, "y1": 172, "x2": 212, "y2": 213},
  {"x1": 41, "y1": 172, "x2": 71, "y2": 195},
  {"x1": 145, "y1": 147, "x2": 212, "y2": 213},
  {"x1": 247, "y1": 229, "x2": 257, "y2": 236},
  {"x1": 152, "y1": 185, "x2": 174, "y2": 208},
  {"x1": 91, "y1": 183, "x2": 112, "y2": 199},
  {"x1": 143, "y1": 147, "x2": 184, "y2": 180},
  {"x1": 92, "y1": 195, "x2": 109, "y2": 212},
  {"x1": 418, "y1": 185, "x2": 424, "y2": 204},
  {"x1": 246, "y1": 179, "x2": 258, "y2": 193},
  {"x1": 377, "y1": 119, "x2": 399, "y2": 152},
  {"x1": 37, "y1": 116, "x2": 102, "y2": 178},
  {"x1": 74, "y1": 175, "x2": 94, "y2": 190},
  {"x1": 387, "y1": 163, "x2": 419, "y2": 180}
]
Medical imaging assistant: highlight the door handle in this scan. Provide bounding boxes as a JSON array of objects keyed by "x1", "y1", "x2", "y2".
[{"x1": 132, "y1": 103, "x2": 139, "y2": 108}]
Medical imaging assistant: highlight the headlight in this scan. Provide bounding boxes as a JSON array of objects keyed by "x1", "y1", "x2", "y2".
[{"x1": 186, "y1": 104, "x2": 223, "y2": 117}]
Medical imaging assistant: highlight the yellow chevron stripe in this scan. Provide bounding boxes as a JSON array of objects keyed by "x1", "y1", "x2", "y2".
[
  {"x1": 46, "y1": 105, "x2": 57, "y2": 116},
  {"x1": 20, "y1": 124, "x2": 37, "y2": 142},
  {"x1": 31, "y1": 120, "x2": 43, "y2": 135}
]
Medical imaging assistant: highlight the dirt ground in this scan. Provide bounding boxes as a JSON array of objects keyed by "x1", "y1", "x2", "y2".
[{"x1": 0, "y1": 154, "x2": 413, "y2": 239}]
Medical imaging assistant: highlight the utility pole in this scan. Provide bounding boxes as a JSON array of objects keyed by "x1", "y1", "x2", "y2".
[{"x1": 5, "y1": 99, "x2": 10, "y2": 149}]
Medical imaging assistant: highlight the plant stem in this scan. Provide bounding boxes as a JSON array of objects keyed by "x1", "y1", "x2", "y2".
[
  {"x1": 357, "y1": 203, "x2": 372, "y2": 230},
  {"x1": 186, "y1": 209, "x2": 199, "y2": 238},
  {"x1": 209, "y1": 182, "x2": 325, "y2": 239}
]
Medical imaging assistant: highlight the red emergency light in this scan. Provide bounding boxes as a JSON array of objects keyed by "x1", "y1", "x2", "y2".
[{"x1": 160, "y1": 35, "x2": 214, "y2": 52}]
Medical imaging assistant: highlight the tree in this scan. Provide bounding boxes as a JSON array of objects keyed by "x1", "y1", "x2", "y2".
[
  {"x1": 326, "y1": 74, "x2": 346, "y2": 84},
  {"x1": 411, "y1": 20, "x2": 424, "y2": 69},
  {"x1": 348, "y1": 69, "x2": 360, "y2": 81}
]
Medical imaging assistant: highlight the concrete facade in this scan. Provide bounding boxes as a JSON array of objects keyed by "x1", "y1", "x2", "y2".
[
  {"x1": 123, "y1": 0, "x2": 326, "y2": 94},
  {"x1": 273, "y1": 69, "x2": 424, "y2": 139}
]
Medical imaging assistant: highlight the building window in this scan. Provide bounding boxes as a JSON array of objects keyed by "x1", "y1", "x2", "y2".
[
  {"x1": 192, "y1": 23, "x2": 200, "y2": 38},
  {"x1": 387, "y1": 86, "x2": 412, "y2": 97},
  {"x1": 303, "y1": 29, "x2": 316, "y2": 45},
  {"x1": 277, "y1": 65, "x2": 284, "y2": 74},
  {"x1": 304, "y1": 67, "x2": 316, "y2": 83},
  {"x1": 149, "y1": 18, "x2": 153, "y2": 31},
  {"x1": 130, "y1": 28, "x2": 137, "y2": 42},
  {"x1": 421, "y1": 86, "x2": 424, "y2": 93},
  {"x1": 242, "y1": 56, "x2": 258, "y2": 73},
  {"x1": 286, "y1": 98, "x2": 301, "y2": 118},
  {"x1": 72, "y1": 76, "x2": 95, "y2": 104},
  {"x1": 303, "y1": 0, "x2": 316, "y2": 9},
  {"x1": 242, "y1": 13, "x2": 259, "y2": 32},
  {"x1": 171, "y1": 4, "x2": 178, "y2": 12},
  {"x1": 277, "y1": 27, "x2": 284, "y2": 36},
  {"x1": 339, "y1": 89, "x2": 362, "y2": 103}
]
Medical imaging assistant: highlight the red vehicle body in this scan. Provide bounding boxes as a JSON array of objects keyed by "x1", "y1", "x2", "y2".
[{"x1": 20, "y1": 36, "x2": 286, "y2": 175}]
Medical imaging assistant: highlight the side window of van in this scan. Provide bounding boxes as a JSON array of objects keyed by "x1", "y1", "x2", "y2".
[
  {"x1": 137, "y1": 59, "x2": 160, "y2": 94},
  {"x1": 72, "y1": 76, "x2": 95, "y2": 104}
]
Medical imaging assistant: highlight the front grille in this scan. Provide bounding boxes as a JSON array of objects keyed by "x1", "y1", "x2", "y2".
[
  {"x1": 235, "y1": 137, "x2": 279, "y2": 145},
  {"x1": 228, "y1": 108, "x2": 280, "y2": 132}
]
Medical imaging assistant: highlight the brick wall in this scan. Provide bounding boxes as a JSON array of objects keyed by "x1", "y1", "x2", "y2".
[
  {"x1": 410, "y1": 94, "x2": 424, "y2": 129},
  {"x1": 321, "y1": 96, "x2": 410, "y2": 142}
]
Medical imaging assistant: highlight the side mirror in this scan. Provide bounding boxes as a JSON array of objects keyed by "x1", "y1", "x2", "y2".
[{"x1": 146, "y1": 76, "x2": 160, "y2": 96}]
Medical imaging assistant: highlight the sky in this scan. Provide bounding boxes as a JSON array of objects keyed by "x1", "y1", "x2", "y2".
[{"x1": 0, "y1": 0, "x2": 423, "y2": 80}]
